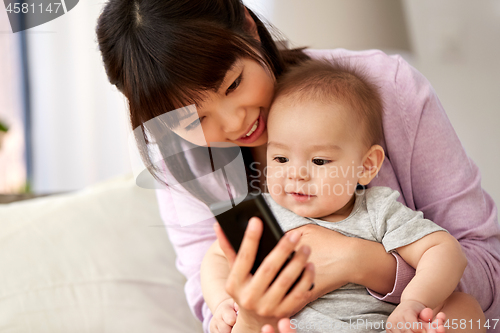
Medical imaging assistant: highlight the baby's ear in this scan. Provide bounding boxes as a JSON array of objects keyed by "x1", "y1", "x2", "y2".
[{"x1": 358, "y1": 145, "x2": 385, "y2": 186}]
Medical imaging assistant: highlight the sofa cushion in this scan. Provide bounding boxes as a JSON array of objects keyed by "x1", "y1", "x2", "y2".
[{"x1": 0, "y1": 175, "x2": 202, "y2": 333}]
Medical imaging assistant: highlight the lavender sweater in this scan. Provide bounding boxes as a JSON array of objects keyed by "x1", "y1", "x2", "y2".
[{"x1": 156, "y1": 49, "x2": 500, "y2": 332}]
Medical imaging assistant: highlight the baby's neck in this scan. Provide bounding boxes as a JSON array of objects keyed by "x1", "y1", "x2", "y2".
[{"x1": 319, "y1": 194, "x2": 356, "y2": 223}]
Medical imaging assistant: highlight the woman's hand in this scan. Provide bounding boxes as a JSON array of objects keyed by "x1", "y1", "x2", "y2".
[
  {"x1": 214, "y1": 218, "x2": 315, "y2": 330},
  {"x1": 293, "y1": 224, "x2": 397, "y2": 298}
]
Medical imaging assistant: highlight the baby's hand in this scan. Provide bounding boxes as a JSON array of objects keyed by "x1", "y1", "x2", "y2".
[
  {"x1": 418, "y1": 308, "x2": 446, "y2": 333},
  {"x1": 210, "y1": 298, "x2": 238, "y2": 333},
  {"x1": 387, "y1": 300, "x2": 445, "y2": 333}
]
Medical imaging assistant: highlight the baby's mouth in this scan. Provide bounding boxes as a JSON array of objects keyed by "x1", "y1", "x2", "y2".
[{"x1": 287, "y1": 192, "x2": 315, "y2": 197}]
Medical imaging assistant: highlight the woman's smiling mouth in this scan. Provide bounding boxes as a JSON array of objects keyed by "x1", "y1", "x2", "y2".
[{"x1": 237, "y1": 113, "x2": 266, "y2": 144}]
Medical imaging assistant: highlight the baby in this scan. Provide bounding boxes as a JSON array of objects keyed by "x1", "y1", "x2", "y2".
[{"x1": 202, "y1": 59, "x2": 482, "y2": 333}]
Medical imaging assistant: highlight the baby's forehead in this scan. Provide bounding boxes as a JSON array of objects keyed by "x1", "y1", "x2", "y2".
[
  {"x1": 270, "y1": 92, "x2": 353, "y2": 122},
  {"x1": 269, "y1": 93, "x2": 366, "y2": 143}
]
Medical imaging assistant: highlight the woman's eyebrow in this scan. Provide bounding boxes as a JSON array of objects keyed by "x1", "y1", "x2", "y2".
[{"x1": 216, "y1": 61, "x2": 243, "y2": 91}]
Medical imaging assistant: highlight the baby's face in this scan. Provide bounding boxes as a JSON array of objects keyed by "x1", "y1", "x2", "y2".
[{"x1": 266, "y1": 96, "x2": 368, "y2": 220}]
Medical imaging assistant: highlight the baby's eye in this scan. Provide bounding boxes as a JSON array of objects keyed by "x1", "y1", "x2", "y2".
[
  {"x1": 273, "y1": 156, "x2": 289, "y2": 163},
  {"x1": 312, "y1": 158, "x2": 332, "y2": 166}
]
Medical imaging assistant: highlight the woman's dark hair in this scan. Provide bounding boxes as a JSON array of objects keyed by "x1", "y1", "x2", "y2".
[{"x1": 96, "y1": 0, "x2": 310, "y2": 205}]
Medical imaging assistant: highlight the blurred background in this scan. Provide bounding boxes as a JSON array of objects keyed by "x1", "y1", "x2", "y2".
[{"x1": 0, "y1": 0, "x2": 499, "y2": 206}]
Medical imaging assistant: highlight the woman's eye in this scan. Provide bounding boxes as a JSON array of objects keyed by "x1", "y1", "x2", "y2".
[
  {"x1": 226, "y1": 74, "x2": 242, "y2": 95},
  {"x1": 273, "y1": 156, "x2": 289, "y2": 163},
  {"x1": 185, "y1": 116, "x2": 205, "y2": 131},
  {"x1": 312, "y1": 158, "x2": 332, "y2": 166}
]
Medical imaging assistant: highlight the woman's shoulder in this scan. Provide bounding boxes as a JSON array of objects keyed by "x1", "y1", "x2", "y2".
[
  {"x1": 304, "y1": 48, "x2": 402, "y2": 69},
  {"x1": 305, "y1": 48, "x2": 435, "y2": 153},
  {"x1": 303, "y1": 48, "x2": 421, "y2": 93}
]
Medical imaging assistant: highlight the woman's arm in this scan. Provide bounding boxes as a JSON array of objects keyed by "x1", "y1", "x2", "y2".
[
  {"x1": 385, "y1": 53, "x2": 500, "y2": 317},
  {"x1": 156, "y1": 187, "x2": 217, "y2": 333}
]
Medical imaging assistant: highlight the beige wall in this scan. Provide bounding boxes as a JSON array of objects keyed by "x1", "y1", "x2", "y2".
[
  {"x1": 402, "y1": 0, "x2": 500, "y2": 209},
  {"x1": 245, "y1": 0, "x2": 500, "y2": 207}
]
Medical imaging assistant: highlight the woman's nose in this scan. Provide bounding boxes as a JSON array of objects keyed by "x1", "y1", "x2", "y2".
[{"x1": 220, "y1": 106, "x2": 246, "y2": 134}]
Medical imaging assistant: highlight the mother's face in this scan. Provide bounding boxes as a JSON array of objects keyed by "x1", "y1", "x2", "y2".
[{"x1": 171, "y1": 58, "x2": 275, "y2": 147}]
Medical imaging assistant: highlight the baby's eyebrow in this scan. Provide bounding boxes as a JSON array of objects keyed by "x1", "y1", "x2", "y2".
[
  {"x1": 267, "y1": 141, "x2": 288, "y2": 149},
  {"x1": 310, "y1": 144, "x2": 342, "y2": 151}
]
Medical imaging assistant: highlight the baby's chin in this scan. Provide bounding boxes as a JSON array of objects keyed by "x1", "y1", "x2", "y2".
[
  {"x1": 271, "y1": 194, "x2": 334, "y2": 219},
  {"x1": 287, "y1": 205, "x2": 328, "y2": 220}
]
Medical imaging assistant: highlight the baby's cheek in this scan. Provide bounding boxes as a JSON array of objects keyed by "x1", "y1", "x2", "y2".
[{"x1": 266, "y1": 167, "x2": 284, "y2": 192}]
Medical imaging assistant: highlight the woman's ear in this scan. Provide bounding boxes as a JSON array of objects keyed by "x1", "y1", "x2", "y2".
[
  {"x1": 243, "y1": 7, "x2": 261, "y2": 42},
  {"x1": 358, "y1": 145, "x2": 385, "y2": 186}
]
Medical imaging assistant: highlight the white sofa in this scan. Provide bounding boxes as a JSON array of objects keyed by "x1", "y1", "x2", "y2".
[{"x1": 0, "y1": 175, "x2": 203, "y2": 333}]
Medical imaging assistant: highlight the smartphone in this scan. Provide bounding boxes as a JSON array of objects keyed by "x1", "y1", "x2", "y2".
[
  {"x1": 210, "y1": 194, "x2": 310, "y2": 293},
  {"x1": 210, "y1": 194, "x2": 287, "y2": 275}
]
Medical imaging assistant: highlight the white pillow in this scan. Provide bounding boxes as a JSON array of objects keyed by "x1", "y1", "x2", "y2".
[{"x1": 0, "y1": 175, "x2": 202, "y2": 333}]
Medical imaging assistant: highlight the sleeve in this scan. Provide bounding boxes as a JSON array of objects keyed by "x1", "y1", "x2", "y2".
[
  {"x1": 389, "y1": 55, "x2": 500, "y2": 318},
  {"x1": 367, "y1": 252, "x2": 415, "y2": 304},
  {"x1": 367, "y1": 187, "x2": 448, "y2": 253},
  {"x1": 155, "y1": 187, "x2": 215, "y2": 333}
]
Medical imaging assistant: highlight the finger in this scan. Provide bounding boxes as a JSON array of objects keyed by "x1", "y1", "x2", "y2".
[
  {"x1": 418, "y1": 308, "x2": 434, "y2": 323},
  {"x1": 217, "y1": 321, "x2": 232, "y2": 333},
  {"x1": 214, "y1": 223, "x2": 237, "y2": 267},
  {"x1": 226, "y1": 218, "x2": 263, "y2": 291},
  {"x1": 418, "y1": 308, "x2": 438, "y2": 333},
  {"x1": 434, "y1": 313, "x2": 446, "y2": 333},
  {"x1": 435, "y1": 312, "x2": 446, "y2": 323},
  {"x1": 278, "y1": 262, "x2": 315, "y2": 316},
  {"x1": 250, "y1": 231, "x2": 302, "y2": 298},
  {"x1": 261, "y1": 324, "x2": 275, "y2": 333},
  {"x1": 278, "y1": 318, "x2": 296, "y2": 333},
  {"x1": 209, "y1": 318, "x2": 219, "y2": 333},
  {"x1": 262, "y1": 244, "x2": 311, "y2": 310},
  {"x1": 222, "y1": 308, "x2": 237, "y2": 326}
]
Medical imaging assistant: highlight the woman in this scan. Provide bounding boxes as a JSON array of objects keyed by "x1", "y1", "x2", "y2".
[{"x1": 96, "y1": 0, "x2": 500, "y2": 332}]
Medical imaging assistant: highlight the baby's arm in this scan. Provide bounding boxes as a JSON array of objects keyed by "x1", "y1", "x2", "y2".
[
  {"x1": 201, "y1": 240, "x2": 237, "y2": 333},
  {"x1": 397, "y1": 231, "x2": 466, "y2": 308},
  {"x1": 387, "y1": 231, "x2": 467, "y2": 330}
]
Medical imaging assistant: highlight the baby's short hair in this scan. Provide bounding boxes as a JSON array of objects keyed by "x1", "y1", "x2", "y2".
[{"x1": 274, "y1": 59, "x2": 384, "y2": 147}]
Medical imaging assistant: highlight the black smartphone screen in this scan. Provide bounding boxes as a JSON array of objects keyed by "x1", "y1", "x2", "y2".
[{"x1": 210, "y1": 194, "x2": 285, "y2": 275}]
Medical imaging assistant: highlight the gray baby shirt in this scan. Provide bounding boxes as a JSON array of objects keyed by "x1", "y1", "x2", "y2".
[{"x1": 262, "y1": 186, "x2": 447, "y2": 333}]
